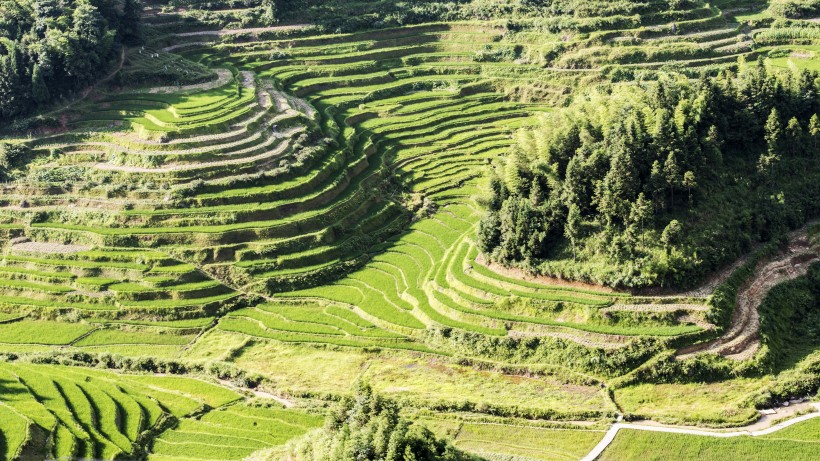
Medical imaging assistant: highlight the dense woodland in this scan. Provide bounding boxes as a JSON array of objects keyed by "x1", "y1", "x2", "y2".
[
  {"x1": 478, "y1": 61, "x2": 820, "y2": 287},
  {"x1": 0, "y1": 0, "x2": 141, "y2": 120}
]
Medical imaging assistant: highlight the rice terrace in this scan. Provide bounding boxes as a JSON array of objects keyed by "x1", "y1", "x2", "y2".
[{"x1": 0, "y1": 0, "x2": 818, "y2": 460}]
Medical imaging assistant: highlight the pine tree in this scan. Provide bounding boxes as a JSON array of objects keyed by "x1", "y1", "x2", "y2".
[
  {"x1": 704, "y1": 125, "x2": 722, "y2": 171},
  {"x1": 682, "y1": 171, "x2": 696, "y2": 207},
  {"x1": 120, "y1": 0, "x2": 143, "y2": 45},
  {"x1": 562, "y1": 148, "x2": 590, "y2": 213},
  {"x1": 31, "y1": 64, "x2": 50, "y2": 105},
  {"x1": 652, "y1": 109, "x2": 676, "y2": 154},
  {"x1": 661, "y1": 220, "x2": 682, "y2": 254},
  {"x1": 785, "y1": 117, "x2": 803, "y2": 156},
  {"x1": 597, "y1": 148, "x2": 638, "y2": 228},
  {"x1": 809, "y1": 114, "x2": 820, "y2": 150},
  {"x1": 565, "y1": 203, "x2": 581, "y2": 260},
  {"x1": 793, "y1": 69, "x2": 816, "y2": 119},
  {"x1": 529, "y1": 177, "x2": 544, "y2": 206},
  {"x1": 0, "y1": 44, "x2": 28, "y2": 119},
  {"x1": 764, "y1": 108, "x2": 782, "y2": 156},
  {"x1": 628, "y1": 192, "x2": 653, "y2": 249},
  {"x1": 673, "y1": 98, "x2": 691, "y2": 134},
  {"x1": 663, "y1": 152, "x2": 681, "y2": 208},
  {"x1": 649, "y1": 159, "x2": 665, "y2": 211},
  {"x1": 759, "y1": 109, "x2": 783, "y2": 177}
]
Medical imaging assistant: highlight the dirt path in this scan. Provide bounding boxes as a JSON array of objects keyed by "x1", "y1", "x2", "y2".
[
  {"x1": 677, "y1": 229, "x2": 819, "y2": 361},
  {"x1": 478, "y1": 219, "x2": 818, "y2": 359},
  {"x1": 217, "y1": 379, "x2": 296, "y2": 408},
  {"x1": 10, "y1": 241, "x2": 91, "y2": 255},
  {"x1": 175, "y1": 24, "x2": 310, "y2": 37},
  {"x1": 508, "y1": 329, "x2": 631, "y2": 350},
  {"x1": 476, "y1": 254, "x2": 619, "y2": 294},
  {"x1": 582, "y1": 403, "x2": 820, "y2": 461},
  {"x1": 147, "y1": 68, "x2": 232, "y2": 94},
  {"x1": 163, "y1": 41, "x2": 212, "y2": 52},
  {"x1": 42, "y1": 47, "x2": 126, "y2": 118}
]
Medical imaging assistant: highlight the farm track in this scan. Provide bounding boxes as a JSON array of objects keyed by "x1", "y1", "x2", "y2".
[
  {"x1": 40, "y1": 47, "x2": 127, "y2": 119},
  {"x1": 677, "y1": 227, "x2": 820, "y2": 361},
  {"x1": 469, "y1": 221, "x2": 819, "y2": 357},
  {"x1": 582, "y1": 403, "x2": 820, "y2": 461},
  {"x1": 10, "y1": 241, "x2": 91, "y2": 255},
  {"x1": 175, "y1": 25, "x2": 311, "y2": 37},
  {"x1": 146, "y1": 68, "x2": 233, "y2": 94}
]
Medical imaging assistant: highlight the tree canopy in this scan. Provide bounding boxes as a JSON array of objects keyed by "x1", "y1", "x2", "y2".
[
  {"x1": 478, "y1": 60, "x2": 820, "y2": 287},
  {"x1": 290, "y1": 382, "x2": 472, "y2": 461},
  {"x1": 0, "y1": 0, "x2": 141, "y2": 120}
]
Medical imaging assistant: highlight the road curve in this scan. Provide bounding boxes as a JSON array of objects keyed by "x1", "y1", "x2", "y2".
[{"x1": 581, "y1": 403, "x2": 820, "y2": 461}]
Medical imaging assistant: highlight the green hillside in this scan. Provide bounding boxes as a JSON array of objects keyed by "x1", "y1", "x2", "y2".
[{"x1": 0, "y1": 0, "x2": 818, "y2": 460}]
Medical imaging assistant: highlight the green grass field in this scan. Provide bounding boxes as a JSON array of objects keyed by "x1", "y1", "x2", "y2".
[{"x1": 599, "y1": 419, "x2": 820, "y2": 461}]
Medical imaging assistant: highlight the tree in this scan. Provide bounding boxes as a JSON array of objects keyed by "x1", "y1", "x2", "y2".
[
  {"x1": 628, "y1": 192, "x2": 653, "y2": 249},
  {"x1": 597, "y1": 147, "x2": 638, "y2": 228},
  {"x1": 65, "y1": 0, "x2": 111, "y2": 83},
  {"x1": 0, "y1": 142, "x2": 29, "y2": 178},
  {"x1": 565, "y1": 203, "x2": 581, "y2": 260},
  {"x1": 810, "y1": 114, "x2": 820, "y2": 150},
  {"x1": 477, "y1": 212, "x2": 500, "y2": 254},
  {"x1": 120, "y1": 0, "x2": 143, "y2": 45},
  {"x1": 31, "y1": 64, "x2": 50, "y2": 104},
  {"x1": 562, "y1": 149, "x2": 591, "y2": 213},
  {"x1": 648, "y1": 159, "x2": 665, "y2": 211},
  {"x1": 293, "y1": 382, "x2": 470, "y2": 461},
  {"x1": 663, "y1": 152, "x2": 681, "y2": 207},
  {"x1": 764, "y1": 108, "x2": 782, "y2": 156},
  {"x1": 793, "y1": 68, "x2": 816, "y2": 119},
  {"x1": 261, "y1": 0, "x2": 278, "y2": 26},
  {"x1": 503, "y1": 151, "x2": 526, "y2": 196},
  {"x1": 0, "y1": 43, "x2": 28, "y2": 119},
  {"x1": 0, "y1": 0, "x2": 132, "y2": 119},
  {"x1": 703, "y1": 125, "x2": 722, "y2": 172},
  {"x1": 660, "y1": 219, "x2": 682, "y2": 254},
  {"x1": 758, "y1": 112, "x2": 781, "y2": 177},
  {"x1": 785, "y1": 117, "x2": 803, "y2": 156},
  {"x1": 682, "y1": 170, "x2": 696, "y2": 207},
  {"x1": 652, "y1": 108, "x2": 676, "y2": 154}
]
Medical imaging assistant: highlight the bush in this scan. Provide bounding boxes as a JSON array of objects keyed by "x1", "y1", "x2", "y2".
[{"x1": 289, "y1": 382, "x2": 475, "y2": 461}]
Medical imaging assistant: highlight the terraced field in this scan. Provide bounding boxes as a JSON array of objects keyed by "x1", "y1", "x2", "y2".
[
  {"x1": 0, "y1": 363, "x2": 319, "y2": 460},
  {"x1": 0, "y1": 0, "x2": 816, "y2": 356},
  {"x1": 0, "y1": 18, "x2": 731, "y2": 355},
  {"x1": 149, "y1": 404, "x2": 322, "y2": 461},
  {"x1": 0, "y1": 0, "x2": 819, "y2": 459}
]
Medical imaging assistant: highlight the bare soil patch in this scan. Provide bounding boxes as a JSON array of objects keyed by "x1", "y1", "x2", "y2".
[{"x1": 11, "y1": 241, "x2": 91, "y2": 255}]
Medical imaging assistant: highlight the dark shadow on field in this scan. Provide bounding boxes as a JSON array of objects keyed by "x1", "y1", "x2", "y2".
[{"x1": 0, "y1": 377, "x2": 27, "y2": 397}]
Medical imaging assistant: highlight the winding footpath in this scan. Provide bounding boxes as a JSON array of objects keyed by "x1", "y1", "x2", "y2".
[
  {"x1": 581, "y1": 403, "x2": 820, "y2": 461},
  {"x1": 40, "y1": 47, "x2": 126, "y2": 119},
  {"x1": 677, "y1": 226, "x2": 820, "y2": 360},
  {"x1": 175, "y1": 24, "x2": 311, "y2": 37},
  {"x1": 163, "y1": 25, "x2": 311, "y2": 52},
  {"x1": 579, "y1": 225, "x2": 820, "y2": 459}
]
